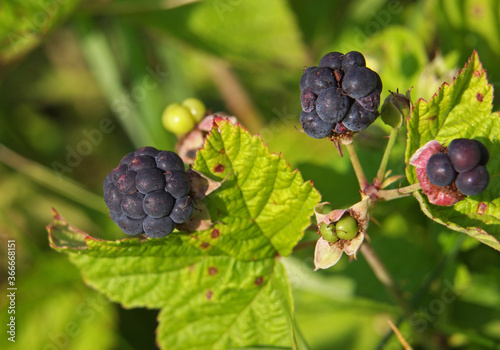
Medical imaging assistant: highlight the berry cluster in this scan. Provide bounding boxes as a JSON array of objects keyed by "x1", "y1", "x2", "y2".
[
  {"x1": 103, "y1": 147, "x2": 194, "y2": 238},
  {"x1": 300, "y1": 51, "x2": 382, "y2": 139},
  {"x1": 320, "y1": 215, "x2": 359, "y2": 242},
  {"x1": 426, "y1": 139, "x2": 489, "y2": 196}
]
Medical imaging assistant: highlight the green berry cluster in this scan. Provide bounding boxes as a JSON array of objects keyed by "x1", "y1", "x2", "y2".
[
  {"x1": 320, "y1": 215, "x2": 358, "y2": 242},
  {"x1": 162, "y1": 98, "x2": 206, "y2": 135}
]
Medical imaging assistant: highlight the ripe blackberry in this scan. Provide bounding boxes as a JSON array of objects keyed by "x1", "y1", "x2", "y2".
[
  {"x1": 299, "y1": 51, "x2": 382, "y2": 138},
  {"x1": 103, "y1": 147, "x2": 194, "y2": 238}
]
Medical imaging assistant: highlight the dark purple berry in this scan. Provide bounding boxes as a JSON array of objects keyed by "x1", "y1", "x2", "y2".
[
  {"x1": 426, "y1": 153, "x2": 457, "y2": 187},
  {"x1": 342, "y1": 51, "x2": 366, "y2": 71},
  {"x1": 143, "y1": 216, "x2": 175, "y2": 238},
  {"x1": 300, "y1": 110, "x2": 334, "y2": 139},
  {"x1": 111, "y1": 164, "x2": 128, "y2": 183},
  {"x1": 117, "y1": 214, "x2": 144, "y2": 235},
  {"x1": 170, "y1": 196, "x2": 195, "y2": 224},
  {"x1": 316, "y1": 87, "x2": 351, "y2": 124},
  {"x1": 165, "y1": 171, "x2": 190, "y2": 198},
  {"x1": 128, "y1": 155, "x2": 156, "y2": 172},
  {"x1": 104, "y1": 184, "x2": 124, "y2": 213},
  {"x1": 455, "y1": 165, "x2": 489, "y2": 196},
  {"x1": 357, "y1": 91, "x2": 380, "y2": 112},
  {"x1": 306, "y1": 67, "x2": 337, "y2": 94},
  {"x1": 319, "y1": 52, "x2": 343, "y2": 70},
  {"x1": 374, "y1": 72, "x2": 383, "y2": 93},
  {"x1": 120, "y1": 152, "x2": 135, "y2": 166},
  {"x1": 447, "y1": 138, "x2": 481, "y2": 173},
  {"x1": 116, "y1": 171, "x2": 137, "y2": 194},
  {"x1": 135, "y1": 168, "x2": 165, "y2": 194},
  {"x1": 300, "y1": 66, "x2": 316, "y2": 91},
  {"x1": 473, "y1": 140, "x2": 489, "y2": 166},
  {"x1": 143, "y1": 191, "x2": 174, "y2": 218},
  {"x1": 135, "y1": 146, "x2": 159, "y2": 157},
  {"x1": 103, "y1": 174, "x2": 112, "y2": 192},
  {"x1": 342, "y1": 101, "x2": 377, "y2": 132},
  {"x1": 301, "y1": 86, "x2": 316, "y2": 112},
  {"x1": 121, "y1": 192, "x2": 146, "y2": 219},
  {"x1": 342, "y1": 67, "x2": 378, "y2": 99},
  {"x1": 155, "y1": 151, "x2": 185, "y2": 172},
  {"x1": 109, "y1": 210, "x2": 121, "y2": 224}
]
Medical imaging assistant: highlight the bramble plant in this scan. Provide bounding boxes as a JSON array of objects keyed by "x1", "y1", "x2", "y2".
[{"x1": 47, "y1": 50, "x2": 499, "y2": 349}]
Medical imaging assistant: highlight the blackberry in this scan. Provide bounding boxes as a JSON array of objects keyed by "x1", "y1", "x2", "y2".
[
  {"x1": 103, "y1": 147, "x2": 195, "y2": 238},
  {"x1": 422, "y1": 139, "x2": 490, "y2": 198},
  {"x1": 299, "y1": 51, "x2": 382, "y2": 138}
]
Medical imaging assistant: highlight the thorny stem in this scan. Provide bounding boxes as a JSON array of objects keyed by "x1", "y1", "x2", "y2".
[
  {"x1": 376, "y1": 127, "x2": 399, "y2": 184},
  {"x1": 378, "y1": 183, "x2": 422, "y2": 201},
  {"x1": 344, "y1": 142, "x2": 369, "y2": 191}
]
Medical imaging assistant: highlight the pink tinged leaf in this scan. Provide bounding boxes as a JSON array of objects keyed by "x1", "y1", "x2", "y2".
[
  {"x1": 343, "y1": 232, "x2": 364, "y2": 256},
  {"x1": 314, "y1": 203, "x2": 346, "y2": 226},
  {"x1": 314, "y1": 237, "x2": 343, "y2": 270},
  {"x1": 176, "y1": 129, "x2": 205, "y2": 164},
  {"x1": 198, "y1": 114, "x2": 238, "y2": 132},
  {"x1": 409, "y1": 140, "x2": 442, "y2": 168}
]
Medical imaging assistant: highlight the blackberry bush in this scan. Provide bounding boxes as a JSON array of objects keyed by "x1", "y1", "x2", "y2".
[{"x1": 103, "y1": 147, "x2": 194, "y2": 238}]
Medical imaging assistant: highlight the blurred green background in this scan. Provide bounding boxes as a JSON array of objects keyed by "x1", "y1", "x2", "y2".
[{"x1": 1, "y1": 0, "x2": 500, "y2": 349}]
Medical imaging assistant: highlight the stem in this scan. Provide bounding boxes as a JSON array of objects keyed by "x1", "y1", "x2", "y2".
[
  {"x1": 344, "y1": 142, "x2": 368, "y2": 190},
  {"x1": 293, "y1": 318, "x2": 311, "y2": 350},
  {"x1": 376, "y1": 235, "x2": 466, "y2": 350},
  {"x1": 0, "y1": 144, "x2": 105, "y2": 213},
  {"x1": 376, "y1": 127, "x2": 399, "y2": 184},
  {"x1": 360, "y1": 242, "x2": 412, "y2": 318},
  {"x1": 378, "y1": 183, "x2": 422, "y2": 201}
]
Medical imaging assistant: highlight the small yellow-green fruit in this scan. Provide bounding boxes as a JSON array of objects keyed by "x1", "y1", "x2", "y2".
[
  {"x1": 182, "y1": 98, "x2": 206, "y2": 122},
  {"x1": 162, "y1": 104, "x2": 195, "y2": 135},
  {"x1": 335, "y1": 215, "x2": 358, "y2": 240},
  {"x1": 320, "y1": 222, "x2": 338, "y2": 243}
]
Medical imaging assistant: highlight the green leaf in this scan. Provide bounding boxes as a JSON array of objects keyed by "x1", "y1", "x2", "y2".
[
  {"x1": 406, "y1": 51, "x2": 500, "y2": 251},
  {"x1": 0, "y1": 0, "x2": 81, "y2": 65},
  {"x1": 48, "y1": 120, "x2": 320, "y2": 349},
  {"x1": 48, "y1": 212, "x2": 296, "y2": 350},
  {"x1": 193, "y1": 119, "x2": 320, "y2": 260},
  {"x1": 129, "y1": 0, "x2": 307, "y2": 68}
]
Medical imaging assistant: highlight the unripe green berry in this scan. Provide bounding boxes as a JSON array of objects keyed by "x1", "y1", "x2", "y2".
[
  {"x1": 320, "y1": 222, "x2": 338, "y2": 243},
  {"x1": 182, "y1": 98, "x2": 206, "y2": 122},
  {"x1": 335, "y1": 215, "x2": 358, "y2": 240},
  {"x1": 162, "y1": 104, "x2": 196, "y2": 135}
]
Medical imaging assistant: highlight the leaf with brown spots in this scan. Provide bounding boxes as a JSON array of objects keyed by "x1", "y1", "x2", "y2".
[
  {"x1": 407, "y1": 51, "x2": 500, "y2": 251},
  {"x1": 47, "y1": 211, "x2": 296, "y2": 350},
  {"x1": 47, "y1": 119, "x2": 317, "y2": 349}
]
